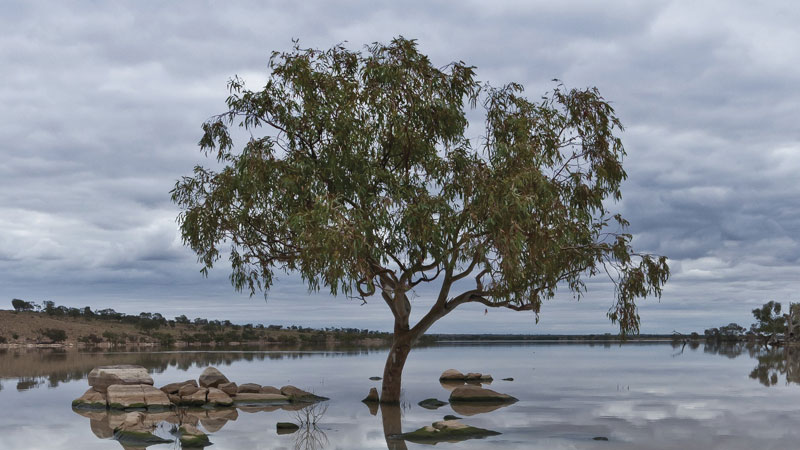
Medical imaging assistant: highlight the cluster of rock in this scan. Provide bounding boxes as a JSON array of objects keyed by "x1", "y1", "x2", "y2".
[
  {"x1": 73, "y1": 365, "x2": 328, "y2": 412},
  {"x1": 439, "y1": 369, "x2": 493, "y2": 382}
]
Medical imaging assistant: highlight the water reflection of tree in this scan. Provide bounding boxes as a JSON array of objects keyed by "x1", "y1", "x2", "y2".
[
  {"x1": 0, "y1": 346, "x2": 389, "y2": 391},
  {"x1": 701, "y1": 341, "x2": 800, "y2": 387},
  {"x1": 291, "y1": 403, "x2": 329, "y2": 450},
  {"x1": 749, "y1": 346, "x2": 800, "y2": 387}
]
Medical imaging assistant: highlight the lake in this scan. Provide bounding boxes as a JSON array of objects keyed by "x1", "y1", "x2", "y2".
[{"x1": 0, "y1": 341, "x2": 798, "y2": 449}]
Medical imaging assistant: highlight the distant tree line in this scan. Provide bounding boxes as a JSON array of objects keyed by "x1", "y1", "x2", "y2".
[{"x1": 703, "y1": 300, "x2": 799, "y2": 343}]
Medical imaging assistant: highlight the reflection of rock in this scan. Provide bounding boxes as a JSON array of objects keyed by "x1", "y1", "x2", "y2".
[
  {"x1": 198, "y1": 366, "x2": 229, "y2": 388},
  {"x1": 159, "y1": 379, "x2": 197, "y2": 395},
  {"x1": 439, "y1": 380, "x2": 467, "y2": 391},
  {"x1": 236, "y1": 404, "x2": 283, "y2": 413},
  {"x1": 72, "y1": 387, "x2": 107, "y2": 409},
  {"x1": 418, "y1": 398, "x2": 448, "y2": 410},
  {"x1": 89, "y1": 365, "x2": 154, "y2": 393},
  {"x1": 364, "y1": 400, "x2": 379, "y2": 416},
  {"x1": 179, "y1": 423, "x2": 211, "y2": 448},
  {"x1": 362, "y1": 387, "x2": 380, "y2": 403},
  {"x1": 200, "y1": 408, "x2": 238, "y2": 432},
  {"x1": 449, "y1": 401, "x2": 510, "y2": 416},
  {"x1": 399, "y1": 419, "x2": 500, "y2": 444},
  {"x1": 449, "y1": 385, "x2": 517, "y2": 403}
]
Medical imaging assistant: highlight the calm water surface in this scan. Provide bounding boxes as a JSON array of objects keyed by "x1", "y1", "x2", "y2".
[{"x1": 0, "y1": 342, "x2": 798, "y2": 449}]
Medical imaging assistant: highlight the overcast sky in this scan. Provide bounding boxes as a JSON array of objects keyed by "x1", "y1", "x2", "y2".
[{"x1": 1, "y1": 0, "x2": 798, "y2": 334}]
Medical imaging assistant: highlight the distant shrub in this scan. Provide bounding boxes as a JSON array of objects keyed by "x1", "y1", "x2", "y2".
[
  {"x1": 0, "y1": 335, "x2": 7, "y2": 344},
  {"x1": 41, "y1": 328, "x2": 67, "y2": 343},
  {"x1": 151, "y1": 332, "x2": 175, "y2": 346},
  {"x1": 11, "y1": 333, "x2": 19, "y2": 340},
  {"x1": 78, "y1": 333, "x2": 103, "y2": 344}
]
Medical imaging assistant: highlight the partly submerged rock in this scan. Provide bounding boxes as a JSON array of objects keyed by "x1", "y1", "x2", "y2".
[
  {"x1": 72, "y1": 388, "x2": 107, "y2": 409},
  {"x1": 260, "y1": 385, "x2": 282, "y2": 395},
  {"x1": 218, "y1": 382, "x2": 238, "y2": 397},
  {"x1": 237, "y1": 383, "x2": 262, "y2": 394},
  {"x1": 439, "y1": 369, "x2": 465, "y2": 381},
  {"x1": 141, "y1": 385, "x2": 171, "y2": 410},
  {"x1": 207, "y1": 387, "x2": 234, "y2": 406},
  {"x1": 362, "y1": 387, "x2": 380, "y2": 403},
  {"x1": 178, "y1": 384, "x2": 200, "y2": 397},
  {"x1": 179, "y1": 423, "x2": 211, "y2": 448},
  {"x1": 276, "y1": 422, "x2": 300, "y2": 434},
  {"x1": 418, "y1": 398, "x2": 448, "y2": 410},
  {"x1": 88, "y1": 365, "x2": 154, "y2": 393},
  {"x1": 280, "y1": 385, "x2": 329, "y2": 403},
  {"x1": 107, "y1": 385, "x2": 147, "y2": 410},
  {"x1": 399, "y1": 419, "x2": 501, "y2": 444},
  {"x1": 160, "y1": 379, "x2": 197, "y2": 395},
  {"x1": 369, "y1": 376, "x2": 382, "y2": 381},
  {"x1": 443, "y1": 415, "x2": 461, "y2": 421},
  {"x1": 233, "y1": 392, "x2": 290, "y2": 405},
  {"x1": 114, "y1": 429, "x2": 172, "y2": 447},
  {"x1": 593, "y1": 436, "x2": 609, "y2": 441},
  {"x1": 449, "y1": 385, "x2": 517, "y2": 403},
  {"x1": 198, "y1": 366, "x2": 229, "y2": 388},
  {"x1": 180, "y1": 387, "x2": 209, "y2": 406},
  {"x1": 502, "y1": 377, "x2": 514, "y2": 381}
]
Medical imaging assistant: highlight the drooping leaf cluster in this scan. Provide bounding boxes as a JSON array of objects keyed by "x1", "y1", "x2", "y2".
[{"x1": 172, "y1": 37, "x2": 669, "y2": 335}]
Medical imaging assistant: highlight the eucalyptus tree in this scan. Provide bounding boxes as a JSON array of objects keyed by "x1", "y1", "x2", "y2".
[{"x1": 172, "y1": 37, "x2": 669, "y2": 403}]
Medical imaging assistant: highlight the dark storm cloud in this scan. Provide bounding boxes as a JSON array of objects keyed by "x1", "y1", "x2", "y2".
[{"x1": 1, "y1": 0, "x2": 798, "y2": 333}]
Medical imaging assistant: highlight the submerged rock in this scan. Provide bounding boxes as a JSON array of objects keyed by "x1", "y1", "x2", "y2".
[
  {"x1": 72, "y1": 388, "x2": 107, "y2": 409},
  {"x1": 399, "y1": 419, "x2": 501, "y2": 444},
  {"x1": 88, "y1": 365, "x2": 153, "y2": 393},
  {"x1": 418, "y1": 398, "x2": 448, "y2": 410},
  {"x1": 362, "y1": 387, "x2": 380, "y2": 403},
  {"x1": 198, "y1": 366, "x2": 230, "y2": 388},
  {"x1": 276, "y1": 422, "x2": 300, "y2": 434}
]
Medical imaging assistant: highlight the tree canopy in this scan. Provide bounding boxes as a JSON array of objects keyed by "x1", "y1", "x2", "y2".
[{"x1": 172, "y1": 37, "x2": 669, "y2": 402}]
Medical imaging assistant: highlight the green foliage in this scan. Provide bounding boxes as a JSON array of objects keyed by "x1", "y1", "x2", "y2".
[
  {"x1": 41, "y1": 328, "x2": 67, "y2": 343},
  {"x1": 11, "y1": 299, "x2": 34, "y2": 312},
  {"x1": 751, "y1": 301, "x2": 786, "y2": 334},
  {"x1": 172, "y1": 37, "x2": 668, "y2": 336}
]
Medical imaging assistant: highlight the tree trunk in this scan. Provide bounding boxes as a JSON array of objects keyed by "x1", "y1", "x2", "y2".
[{"x1": 380, "y1": 332, "x2": 413, "y2": 404}]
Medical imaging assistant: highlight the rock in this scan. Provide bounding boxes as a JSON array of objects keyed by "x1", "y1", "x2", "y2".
[
  {"x1": 207, "y1": 387, "x2": 234, "y2": 406},
  {"x1": 449, "y1": 385, "x2": 518, "y2": 404},
  {"x1": 502, "y1": 377, "x2": 514, "y2": 381},
  {"x1": 465, "y1": 372, "x2": 483, "y2": 381},
  {"x1": 276, "y1": 422, "x2": 299, "y2": 434},
  {"x1": 233, "y1": 392, "x2": 290, "y2": 404},
  {"x1": 443, "y1": 415, "x2": 461, "y2": 421},
  {"x1": 369, "y1": 376, "x2": 382, "y2": 380},
  {"x1": 141, "y1": 385, "x2": 171, "y2": 410},
  {"x1": 439, "y1": 369, "x2": 465, "y2": 381},
  {"x1": 260, "y1": 385, "x2": 281, "y2": 395},
  {"x1": 399, "y1": 419, "x2": 501, "y2": 444},
  {"x1": 72, "y1": 388, "x2": 107, "y2": 409},
  {"x1": 362, "y1": 387, "x2": 379, "y2": 403},
  {"x1": 181, "y1": 387, "x2": 209, "y2": 406},
  {"x1": 218, "y1": 382, "x2": 238, "y2": 396},
  {"x1": 179, "y1": 384, "x2": 201, "y2": 397},
  {"x1": 88, "y1": 365, "x2": 153, "y2": 393},
  {"x1": 237, "y1": 383, "x2": 262, "y2": 393},
  {"x1": 480, "y1": 374, "x2": 493, "y2": 381},
  {"x1": 107, "y1": 385, "x2": 147, "y2": 410},
  {"x1": 593, "y1": 436, "x2": 609, "y2": 441},
  {"x1": 418, "y1": 398, "x2": 448, "y2": 410},
  {"x1": 168, "y1": 394, "x2": 181, "y2": 405},
  {"x1": 180, "y1": 423, "x2": 211, "y2": 447},
  {"x1": 160, "y1": 379, "x2": 197, "y2": 395},
  {"x1": 280, "y1": 385, "x2": 329, "y2": 402},
  {"x1": 198, "y1": 366, "x2": 229, "y2": 388}
]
